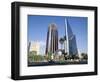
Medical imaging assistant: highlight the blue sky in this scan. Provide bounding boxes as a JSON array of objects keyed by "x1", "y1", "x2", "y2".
[{"x1": 28, "y1": 15, "x2": 88, "y2": 54}]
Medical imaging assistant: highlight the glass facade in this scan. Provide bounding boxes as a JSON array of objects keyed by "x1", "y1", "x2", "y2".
[
  {"x1": 67, "y1": 20, "x2": 78, "y2": 55},
  {"x1": 45, "y1": 23, "x2": 58, "y2": 54}
]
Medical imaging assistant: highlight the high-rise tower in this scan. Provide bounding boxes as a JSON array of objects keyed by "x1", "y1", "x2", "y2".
[
  {"x1": 66, "y1": 19, "x2": 78, "y2": 56},
  {"x1": 45, "y1": 23, "x2": 58, "y2": 55},
  {"x1": 64, "y1": 19, "x2": 68, "y2": 54}
]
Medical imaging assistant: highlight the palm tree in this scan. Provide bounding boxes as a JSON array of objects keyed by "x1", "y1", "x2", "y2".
[{"x1": 59, "y1": 38, "x2": 64, "y2": 50}]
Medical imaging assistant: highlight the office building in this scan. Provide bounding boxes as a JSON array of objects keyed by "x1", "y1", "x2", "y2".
[{"x1": 45, "y1": 23, "x2": 58, "y2": 55}]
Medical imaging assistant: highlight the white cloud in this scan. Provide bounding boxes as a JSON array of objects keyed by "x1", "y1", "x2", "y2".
[{"x1": 38, "y1": 41, "x2": 46, "y2": 46}]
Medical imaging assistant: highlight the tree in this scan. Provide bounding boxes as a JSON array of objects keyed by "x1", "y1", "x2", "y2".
[
  {"x1": 28, "y1": 51, "x2": 36, "y2": 63},
  {"x1": 28, "y1": 51, "x2": 45, "y2": 62},
  {"x1": 59, "y1": 37, "x2": 64, "y2": 50},
  {"x1": 81, "y1": 53, "x2": 88, "y2": 60},
  {"x1": 63, "y1": 53, "x2": 68, "y2": 60},
  {"x1": 47, "y1": 51, "x2": 52, "y2": 61}
]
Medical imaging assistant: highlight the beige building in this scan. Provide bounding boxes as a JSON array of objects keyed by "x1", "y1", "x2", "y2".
[{"x1": 30, "y1": 41, "x2": 40, "y2": 55}]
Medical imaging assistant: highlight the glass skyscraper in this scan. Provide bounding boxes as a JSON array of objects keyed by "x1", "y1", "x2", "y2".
[
  {"x1": 66, "y1": 19, "x2": 78, "y2": 56},
  {"x1": 45, "y1": 19, "x2": 78, "y2": 56},
  {"x1": 45, "y1": 23, "x2": 58, "y2": 55}
]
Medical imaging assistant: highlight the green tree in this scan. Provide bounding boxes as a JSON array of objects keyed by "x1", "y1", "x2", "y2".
[
  {"x1": 59, "y1": 37, "x2": 64, "y2": 50},
  {"x1": 28, "y1": 51, "x2": 37, "y2": 62},
  {"x1": 28, "y1": 51, "x2": 45, "y2": 62},
  {"x1": 47, "y1": 51, "x2": 52, "y2": 61},
  {"x1": 81, "y1": 53, "x2": 88, "y2": 60}
]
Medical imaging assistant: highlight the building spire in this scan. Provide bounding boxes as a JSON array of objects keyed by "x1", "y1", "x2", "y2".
[{"x1": 64, "y1": 18, "x2": 67, "y2": 54}]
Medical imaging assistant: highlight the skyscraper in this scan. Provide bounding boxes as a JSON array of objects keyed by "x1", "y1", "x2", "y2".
[
  {"x1": 45, "y1": 23, "x2": 58, "y2": 55},
  {"x1": 64, "y1": 19, "x2": 68, "y2": 54},
  {"x1": 65, "y1": 19, "x2": 78, "y2": 56}
]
